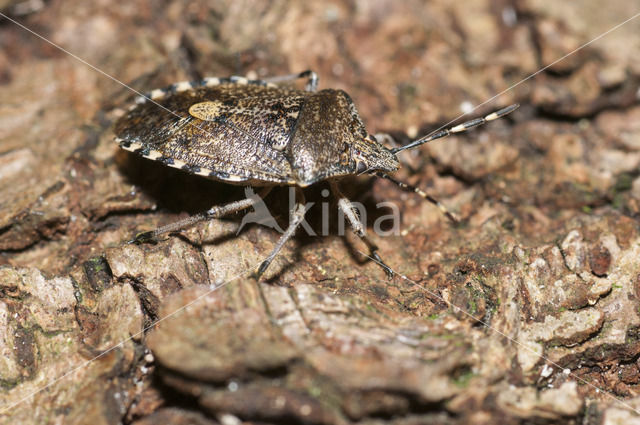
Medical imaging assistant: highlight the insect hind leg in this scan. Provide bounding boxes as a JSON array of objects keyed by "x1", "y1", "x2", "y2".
[
  {"x1": 263, "y1": 70, "x2": 318, "y2": 92},
  {"x1": 373, "y1": 172, "x2": 459, "y2": 223},
  {"x1": 330, "y1": 182, "x2": 394, "y2": 277},
  {"x1": 132, "y1": 187, "x2": 273, "y2": 243}
]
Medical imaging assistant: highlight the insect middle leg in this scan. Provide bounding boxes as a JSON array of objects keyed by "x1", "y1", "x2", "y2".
[
  {"x1": 262, "y1": 70, "x2": 318, "y2": 92},
  {"x1": 132, "y1": 187, "x2": 273, "y2": 243},
  {"x1": 255, "y1": 187, "x2": 309, "y2": 279},
  {"x1": 330, "y1": 181, "x2": 394, "y2": 277}
]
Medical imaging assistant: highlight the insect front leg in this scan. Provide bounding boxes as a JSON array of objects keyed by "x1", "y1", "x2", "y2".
[
  {"x1": 373, "y1": 133, "x2": 399, "y2": 148},
  {"x1": 262, "y1": 70, "x2": 318, "y2": 92},
  {"x1": 371, "y1": 132, "x2": 421, "y2": 170},
  {"x1": 132, "y1": 187, "x2": 273, "y2": 243},
  {"x1": 330, "y1": 181, "x2": 394, "y2": 277}
]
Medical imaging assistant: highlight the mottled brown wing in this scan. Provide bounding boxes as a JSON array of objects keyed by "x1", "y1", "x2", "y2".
[{"x1": 114, "y1": 80, "x2": 307, "y2": 185}]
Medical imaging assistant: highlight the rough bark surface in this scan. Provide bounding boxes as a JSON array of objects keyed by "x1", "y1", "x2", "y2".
[{"x1": 1, "y1": 1, "x2": 640, "y2": 424}]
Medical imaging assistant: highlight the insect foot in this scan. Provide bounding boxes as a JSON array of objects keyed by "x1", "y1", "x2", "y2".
[
  {"x1": 114, "y1": 70, "x2": 518, "y2": 279},
  {"x1": 129, "y1": 230, "x2": 157, "y2": 245}
]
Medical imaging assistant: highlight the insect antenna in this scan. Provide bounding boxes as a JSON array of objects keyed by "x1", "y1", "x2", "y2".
[
  {"x1": 390, "y1": 104, "x2": 519, "y2": 154},
  {"x1": 370, "y1": 171, "x2": 458, "y2": 223}
]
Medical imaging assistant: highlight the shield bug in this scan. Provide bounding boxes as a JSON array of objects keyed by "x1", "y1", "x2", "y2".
[{"x1": 114, "y1": 70, "x2": 517, "y2": 279}]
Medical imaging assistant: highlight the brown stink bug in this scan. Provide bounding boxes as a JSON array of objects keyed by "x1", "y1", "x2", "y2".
[{"x1": 114, "y1": 70, "x2": 517, "y2": 279}]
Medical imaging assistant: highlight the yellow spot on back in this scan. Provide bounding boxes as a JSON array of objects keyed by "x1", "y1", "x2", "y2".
[{"x1": 189, "y1": 101, "x2": 224, "y2": 121}]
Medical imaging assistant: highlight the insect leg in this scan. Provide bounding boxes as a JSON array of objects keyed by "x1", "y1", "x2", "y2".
[
  {"x1": 372, "y1": 172, "x2": 459, "y2": 223},
  {"x1": 373, "y1": 133, "x2": 399, "y2": 148},
  {"x1": 255, "y1": 189, "x2": 309, "y2": 280},
  {"x1": 262, "y1": 70, "x2": 318, "y2": 92},
  {"x1": 371, "y1": 133, "x2": 421, "y2": 170},
  {"x1": 330, "y1": 181, "x2": 394, "y2": 277},
  {"x1": 132, "y1": 187, "x2": 273, "y2": 243}
]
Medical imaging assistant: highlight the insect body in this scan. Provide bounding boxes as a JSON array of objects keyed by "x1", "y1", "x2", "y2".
[{"x1": 114, "y1": 71, "x2": 517, "y2": 278}]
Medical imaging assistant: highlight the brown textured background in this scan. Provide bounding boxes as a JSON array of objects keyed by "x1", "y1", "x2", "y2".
[{"x1": 1, "y1": 1, "x2": 640, "y2": 424}]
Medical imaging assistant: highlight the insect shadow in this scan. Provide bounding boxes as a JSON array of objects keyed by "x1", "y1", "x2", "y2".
[
  {"x1": 117, "y1": 152, "x2": 246, "y2": 244},
  {"x1": 118, "y1": 148, "x2": 400, "y2": 280}
]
